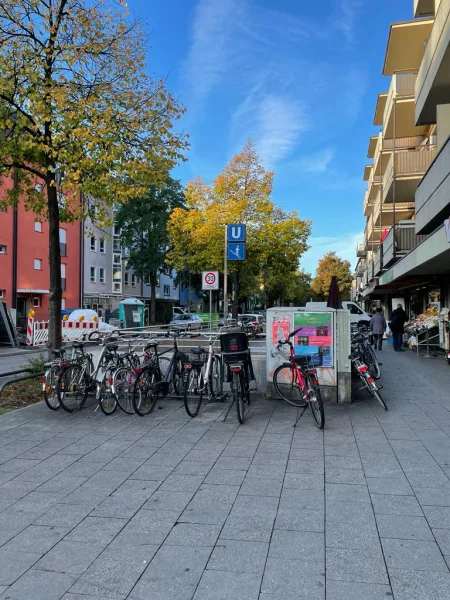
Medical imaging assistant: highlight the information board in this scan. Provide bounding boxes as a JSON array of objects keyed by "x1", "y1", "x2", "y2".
[{"x1": 293, "y1": 312, "x2": 333, "y2": 368}]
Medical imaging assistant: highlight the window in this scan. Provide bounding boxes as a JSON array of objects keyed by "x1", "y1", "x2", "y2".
[
  {"x1": 59, "y1": 228, "x2": 67, "y2": 257},
  {"x1": 124, "y1": 272, "x2": 129, "y2": 286},
  {"x1": 113, "y1": 254, "x2": 121, "y2": 265},
  {"x1": 0, "y1": 245, "x2": 6, "y2": 254},
  {"x1": 90, "y1": 237, "x2": 97, "y2": 252},
  {"x1": 61, "y1": 263, "x2": 66, "y2": 277},
  {"x1": 61, "y1": 298, "x2": 66, "y2": 309},
  {"x1": 113, "y1": 282, "x2": 121, "y2": 292},
  {"x1": 156, "y1": 274, "x2": 160, "y2": 287},
  {"x1": 90, "y1": 266, "x2": 96, "y2": 282},
  {"x1": 163, "y1": 284, "x2": 170, "y2": 297},
  {"x1": 34, "y1": 258, "x2": 42, "y2": 270},
  {"x1": 114, "y1": 224, "x2": 121, "y2": 236},
  {"x1": 99, "y1": 267, "x2": 105, "y2": 284},
  {"x1": 99, "y1": 239, "x2": 105, "y2": 254},
  {"x1": 131, "y1": 274, "x2": 137, "y2": 287},
  {"x1": 34, "y1": 221, "x2": 42, "y2": 232},
  {"x1": 35, "y1": 183, "x2": 43, "y2": 193},
  {"x1": 348, "y1": 303, "x2": 363, "y2": 315},
  {"x1": 113, "y1": 238, "x2": 121, "y2": 251},
  {"x1": 33, "y1": 297, "x2": 40, "y2": 308},
  {"x1": 0, "y1": 290, "x2": 4, "y2": 298}
]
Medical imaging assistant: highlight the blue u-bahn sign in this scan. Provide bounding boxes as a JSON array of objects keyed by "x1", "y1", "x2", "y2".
[{"x1": 227, "y1": 224, "x2": 246, "y2": 261}]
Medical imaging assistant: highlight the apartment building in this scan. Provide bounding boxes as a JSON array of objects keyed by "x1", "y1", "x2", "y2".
[
  {"x1": 0, "y1": 177, "x2": 81, "y2": 322},
  {"x1": 356, "y1": 0, "x2": 450, "y2": 316}
]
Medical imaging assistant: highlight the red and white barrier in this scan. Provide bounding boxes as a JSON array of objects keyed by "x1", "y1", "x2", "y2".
[{"x1": 29, "y1": 319, "x2": 99, "y2": 346}]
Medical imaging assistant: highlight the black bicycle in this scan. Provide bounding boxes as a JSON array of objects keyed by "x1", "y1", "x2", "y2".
[{"x1": 220, "y1": 331, "x2": 253, "y2": 424}]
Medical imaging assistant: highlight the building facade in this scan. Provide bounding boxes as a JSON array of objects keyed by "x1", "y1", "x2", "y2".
[
  {"x1": 0, "y1": 177, "x2": 81, "y2": 323},
  {"x1": 356, "y1": 0, "x2": 450, "y2": 317}
]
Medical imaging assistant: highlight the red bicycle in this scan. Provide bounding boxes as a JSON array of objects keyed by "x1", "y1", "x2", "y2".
[{"x1": 273, "y1": 327, "x2": 325, "y2": 429}]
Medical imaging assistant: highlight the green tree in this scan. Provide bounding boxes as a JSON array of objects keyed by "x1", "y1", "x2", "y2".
[
  {"x1": 167, "y1": 141, "x2": 311, "y2": 316},
  {"x1": 115, "y1": 178, "x2": 185, "y2": 324},
  {"x1": 311, "y1": 252, "x2": 352, "y2": 300},
  {"x1": 0, "y1": 0, "x2": 187, "y2": 350}
]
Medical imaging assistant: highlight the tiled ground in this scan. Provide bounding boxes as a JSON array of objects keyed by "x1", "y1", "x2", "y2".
[{"x1": 1, "y1": 346, "x2": 450, "y2": 599}]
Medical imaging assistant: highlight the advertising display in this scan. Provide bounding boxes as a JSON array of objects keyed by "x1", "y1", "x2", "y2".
[{"x1": 293, "y1": 312, "x2": 333, "y2": 368}]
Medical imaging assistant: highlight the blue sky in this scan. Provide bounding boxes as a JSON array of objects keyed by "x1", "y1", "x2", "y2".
[{"x1": 129, "y1": 0, "x2": 413, "y2": 273}]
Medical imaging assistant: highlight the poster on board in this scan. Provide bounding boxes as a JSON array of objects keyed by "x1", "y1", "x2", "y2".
[{"x1": 293, "y1": 312, "x2": 333, "y2": 368}]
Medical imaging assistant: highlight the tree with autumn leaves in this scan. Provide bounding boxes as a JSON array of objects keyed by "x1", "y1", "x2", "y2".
[
  {"x1": 0, "y1": 0, "x2": 187, "y2": 350},
  {"x1": 311, "y1": 252, "x2": 353, "y2": 301},
  {"x1": 167, "y1": 142, "x2": 311, "y2": 315}
]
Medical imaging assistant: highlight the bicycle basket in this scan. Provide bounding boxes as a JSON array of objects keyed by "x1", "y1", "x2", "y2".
[{"x1": 220, "y1": 332, "x2": 249, "y2": 364}]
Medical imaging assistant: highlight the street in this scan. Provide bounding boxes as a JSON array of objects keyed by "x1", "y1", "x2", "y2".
[{"x1": 0, "y1": 346, "x2": 450, "y2": 599}]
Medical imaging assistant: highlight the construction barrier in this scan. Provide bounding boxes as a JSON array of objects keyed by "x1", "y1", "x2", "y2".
[{"x1": 29, "y1": 319, "x2": 99, "y2": 346}]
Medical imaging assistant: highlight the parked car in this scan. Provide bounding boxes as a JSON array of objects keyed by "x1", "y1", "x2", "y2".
[
  {"x1": 169, "y1": 313, "x2": 203, "y2": 331},
  {"x1": 239, "y1": 314, "x2": 265, "y2": 334}
]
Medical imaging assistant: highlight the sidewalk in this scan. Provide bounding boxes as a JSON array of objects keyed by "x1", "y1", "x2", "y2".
[{"x1": 1, "y1": 347, "x2": 450, "y2": 599}]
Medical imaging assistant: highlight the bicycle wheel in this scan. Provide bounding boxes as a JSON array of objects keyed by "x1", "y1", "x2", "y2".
[
  {"x1": 133, "y1": 367, "x2": 159, "y2": 417},
  {"x1": 373, "y1": 387, "x2": 388, "y2": 411},
  {"x1": 235, "y1": 369, "x2": 250, "y2": 424},
  {"x1": 43, "y1": 364, "x2": 60, "y2": 410},
  {"x1": 97, "y1": 368, "x2": 117, "y2": 416},
  {"x1": 113, "y1": 366, "x2": 135, "y2": 414},
  {"x1": 184, "y1": 368, "x2": 203, "y2": 417},
  {"x1": 364, "y1": 345, "x2": 381, "y2": 380},
  {"x1": 305, "y1": 373, "x2": 325, "y2": 429},
  {"x1": 273, "y1": 364, "x2": 307, "y2": 408},
  {"x1": 57, "y1": 364, "x2": 89, "y2": 413},
  {"x1": 209, "y1": 356, "x2": 223, "y2": 398}
]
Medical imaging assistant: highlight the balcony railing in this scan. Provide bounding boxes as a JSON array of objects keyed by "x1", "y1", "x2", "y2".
[
  {"x1": 383, "y1": 147, "x2": 437, "y2": 200},
  {"x1": 373, "y1": 135, "x2": 428, "y2": 176},
  {"x1": 416, "y1": 0, "x2": 450, "y2": 115},
  {"x1": 356, "y1": 259, "x2": 366, "y2": 276},
  {"x1": 374, "y1": 247, "x2": 383, "y2": 276},
  {"x1": 382, "y1": 221, "x2": 428, "y2": 266},
  {"x1": 384, "y1": 73, "x2": 418, "y2": 127}
]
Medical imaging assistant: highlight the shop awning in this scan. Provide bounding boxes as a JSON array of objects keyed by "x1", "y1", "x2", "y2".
[{"x1": 17, "y1": 289, "x2": 49, "y2": 294}]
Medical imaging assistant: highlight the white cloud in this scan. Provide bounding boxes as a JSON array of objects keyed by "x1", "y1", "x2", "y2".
[
  {"x1": 332, "y1": 0, "x2": 364, "y2": 42},
  {"x1": 295, "y1": 147, "x2": 335, "y2": 175},
  {"x1": 301, "y1": 232, "x2": 363, "y2": 275}
]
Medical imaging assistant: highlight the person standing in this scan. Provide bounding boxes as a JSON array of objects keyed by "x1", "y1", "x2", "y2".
[
  {"x1": 389, "y1": 304, "x2": 409, "y2": 352},
  {"x1": 370, "y1": 308, "x2": 387, "y2": 350}
]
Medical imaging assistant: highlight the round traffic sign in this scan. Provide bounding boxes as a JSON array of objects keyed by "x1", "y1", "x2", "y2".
[{"x1": 205, "y1": 272, "x2": 216, "y2": 285}]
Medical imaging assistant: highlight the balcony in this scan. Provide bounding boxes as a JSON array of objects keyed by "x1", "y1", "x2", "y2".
[
  {"x1": 356, "y1": 259, "x2": 366, "y2": 276},
  {"x1": 365, "y1": 214, "x2": 383, "y2": 250},
  {"x1": 416, "y1": 0, "x2": 450, "y2": 124},
  {"x1": 382, "y1": 221, "x2": 428, "y2": 267},
  {"x1": 416, "y1": 135, "x2": 450, "y2": 234},
  {"x1": 367, "y1": 136, "x2": 379, "y2": 159},
  {"x1": 383, "y1": 18, "x2": 434, "y2": 76},
  {"x1": 373, "y1": 134, "x2": 428, "y2": 177},
  {"x1": 367, "y1": 168, "x2": 382, "y2": 203},
  {"x1": 363, "y1": 190, "x2": 373, "y2": 217},
  {"x1": 367, "y1": 260, "x2": 375, "y2": 282},
  {"x1": 383, "y1": 73, "x2": 430, "y2": 139},
  {"x1": 373, "y1": 190, "x2": 416, "y2": 228},
  {"x1": 356, "y1": 243, "x2": 366, "y2": 258},
  {"x1": 374, "y1": 247, "x2": 383, "y2": 276},
  {"x1": 383, "y1": 146, "x2": 437, "y2": 203},
  {"x1": 374, "y1": 93, "x2": 388, "y2": 126},
  {"x1": 414, "y1": 0, "x2": 435, "y2": 17}
]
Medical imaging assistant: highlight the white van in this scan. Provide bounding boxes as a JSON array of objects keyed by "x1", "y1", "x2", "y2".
[{"x1": 305, "y1": 301, "x2": 372, "y2": 327}]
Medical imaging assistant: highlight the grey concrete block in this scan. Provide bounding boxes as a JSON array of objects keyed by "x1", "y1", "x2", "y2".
[
  {"x1": 0, "y1": 459, "x2": 42, "y2": 474},
  {"x1": 36, "y1": 474, "x2": 87, "y2": 495},
  {"x1": 269, "y1": 529, "x2": 324, "y2": 561},
  {"x1": 275, "y1": 507, "x2": 324, "y2": 533},
  {"x1": 220, "y1": 514, "x2": 275, "y2": 542},
  {"x1": 423, "y1": 505, "x2": 450, "y2": 529},
  {"x1": 0, "y1": 568, "x2": 77, "y2": 600},
  {"x1": 433, "y1": 529, "x2": 450, "y2": 555},
  {"x1": 261, "y1": 557, "x2": 325, "y2": 597},
  {"x1": 65, "y1": 516, "x2": 127, "y2": 546},
  {"x1": 36, "y1": 541, "x2": 104, "y2": 574},
  {"x1": 286, "y1": 459, "x2": 324, "y2": 475},
  {"x1": 193, "y1": 569, "x2": 262, "y2": 600},
  {"x1": 325, "y1": 483, "x2": 371, "y2": 503},
  {"x1": 325, "y1": 455, "x2": 363, "y2": 470},
  {"x1": 415, "y1": 486, "x2": 450, "y2": 506},
  {"x1": 326, "y1": 547, "x2": 389, "y2": 584},
  {"x1": 3, "y1": 524, "x2": 70, "y2": 556},
  {"x1": 326, "y1": 580, "x2": 393, "y2": 600},
  {"x1": 283, "y1": 472, "x2": 324, "y2": 490},
  {"x1": 0, "y1": 549, "x2": 41, "y2": 586},
  {"x1": 100, "y1": 543, "x2": 159, "y2": 564},
  {"x1": 280, "y1": 488, "x2": 325, "y2": 511},
  {"x1": 377, "y1": 514, "x2": 433, "y2": 541},
  {"x1": 366, "y1": 476, "x2": 413, "y2": 496},
  {"x1": 69, "y1": 557, "x2": 147, "y2": 598},
  {"x1": 160, "y1": 474, "x2": 205, "y2": 493},
  {"x1": 360, "y1": 454, "x2": 404, "y2": 478},
  {"x1": 112, "y1": 509, "x2": 177, "y2": 546},
  {"x1": 326, "y1": 520, "x2": 379, "y2": 550},
  {"x1": 173, "y1": 461, "x2": 215, "y2": 476},
  {"x1": 208, "y1": 539, "x2": 269, "y2": 574},
  {"x1": 130, "y1": 545, "x2": 211, "y2": 600},
  {"x1": 246, "y1": 464, "x2": 286, "y2": 482},
  {"x1": 389, "y1": 568, "x2": 450, "y2": 600},
  {"x1": 143, "y1": 490, "x2": 194, "y2": 513},
  {"x1": 165, "y1": 523, "x2": 221, "y2": 547},
  {"x1": 239, "y1": 477, "x2": 282, "y2": 497},
  {"x1": 231, "y1": 494, "x2": 279, "y2": 518},
  {"x1": 204, "y1": 469, "x2": 246, "y2": 486},
  {"x1": 382, "y1": 538, "x2": 449, "y2": 572},
  {"x1": 371, "y1": 493, "x2": 423, "y2": 516}
]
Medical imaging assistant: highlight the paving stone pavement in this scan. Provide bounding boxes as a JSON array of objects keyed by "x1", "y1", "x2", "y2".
[{"x1": 1, "y1": 345, "x2": 450, "y2": 599}]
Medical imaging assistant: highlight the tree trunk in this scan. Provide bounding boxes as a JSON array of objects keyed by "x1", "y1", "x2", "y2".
[
  {"x1": 47, "y1": 177, "x2": 62, "y2": 356},
  {"x1": 231, "y1": 271, "x2": 239, "y2": 319},
  {"x1": 150, "y1": 272, "x2": 156, "y2": 325}
]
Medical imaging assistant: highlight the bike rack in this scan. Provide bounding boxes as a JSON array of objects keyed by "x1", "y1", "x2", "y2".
[{"x1": 416, "y1": 328, "x2": 440, "y2": 359}]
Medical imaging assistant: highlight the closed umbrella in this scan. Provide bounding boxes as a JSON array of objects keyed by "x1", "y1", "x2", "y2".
[{"x1": 327, "y1": 276, "x2": 343, "y2": 310}]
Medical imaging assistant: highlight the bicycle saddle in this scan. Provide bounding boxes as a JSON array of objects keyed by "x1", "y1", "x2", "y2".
[
  {"x1": 290, "y1": 355, "x2": 311, "y2": 365},
  {"x1": 73, "y1": 342, "x2": 84, "y2": 349},
  {"x1": 191, "y1": 346, "x2": 206, "y2": 355},
  {"x1": 52, "y1": 349, "x2": 63, "y2": 356}
]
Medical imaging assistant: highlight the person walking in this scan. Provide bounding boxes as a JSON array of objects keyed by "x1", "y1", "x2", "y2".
[
  {"x1": 389, "y1": 304, "x2": 409, "y2": 352},
  {"x1": 370, "y1": 308, "x2": 387, "y2": 350}
]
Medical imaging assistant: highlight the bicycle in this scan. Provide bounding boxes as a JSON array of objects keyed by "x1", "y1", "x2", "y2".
[
  {"x1": 42, "y1": 345, "x2": 84, "y2": 410},
  {"x1": 350, "y1": 346, "x2": 387, "y2": 410},
  {"x1": 220, "y1": 330, "x2": 253, "y2": 424},
  {"x1": 272, "y1": 327, "x2": 325, "y2": 429},
  {"x1": 352, "y1": 327, "x2": 381, "y2": 380},
  {"x1": 183, "y1": 333, "x2": 223, "y2": 417}
]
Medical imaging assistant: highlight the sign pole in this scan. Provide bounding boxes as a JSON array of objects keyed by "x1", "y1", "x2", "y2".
[
  {"x1": 223, "y1": 225, "x2": 228, "y2": 322},
  {"x1": 209, "y1": 290, "x2": 212, "y2": 331}
]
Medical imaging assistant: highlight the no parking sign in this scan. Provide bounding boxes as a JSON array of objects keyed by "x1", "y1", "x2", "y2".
[{"x1": 202, "y1": 271, "x2": 219, "y2": 290}]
